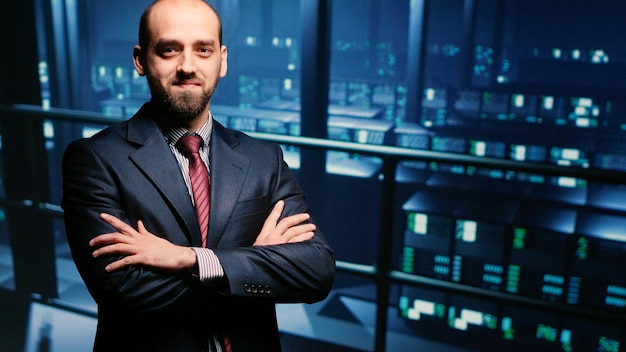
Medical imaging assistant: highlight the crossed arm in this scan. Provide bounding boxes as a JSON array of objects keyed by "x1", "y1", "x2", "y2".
[{"x1": 90, "y1": 200, "x2": 315, "y2": 273}]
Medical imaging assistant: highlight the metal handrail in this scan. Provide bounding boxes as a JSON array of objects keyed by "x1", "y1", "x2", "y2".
[{"x1": 5, "y1": 103, "x2": 626, "y2": 183}]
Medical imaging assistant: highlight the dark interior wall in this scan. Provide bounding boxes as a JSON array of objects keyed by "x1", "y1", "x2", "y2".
[
  {"x1": 0, "y1": 3, "x2": 48, "y2": 351},
  {"x1": 1, "y1": 0, "x2": 41, "y2": 105}
]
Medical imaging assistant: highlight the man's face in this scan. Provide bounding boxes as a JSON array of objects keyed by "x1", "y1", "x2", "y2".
[{"x1": 134, "y1": 1, "x2": 228, "y2": 123}]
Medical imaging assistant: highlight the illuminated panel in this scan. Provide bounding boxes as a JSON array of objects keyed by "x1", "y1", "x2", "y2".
[
  {"x1": 549, "y1": 147, "x2": 590, "y2": 168},
  {"x1": 538, "y1": 95, "x2": 566, "y2": 124},
  {"x1": 508, "y1": 93, "x2": 539, "y2": 123},
  {"x1": 212, "y1": 104, "x2": 302, "y2": 135},
  {"x1": 327, "y1": 116, "x2": 394, "y2": 145},
  {"x1": 572, "y1": 212, "x2": 626, "y2": 311},
  {"x1": 401, "y1": 190, "x2": 457, "y2": 279},
  {"x1": 399, "y1": 284, "x2": 626, "y2": 351},
  {"x1": 594, "y1": 147, "x2": 626, "y2": 172},
  {"x1": 563, "y1": 317, "x2": 625, "y2": 351},
  {"x1": 529, "y1": 175, "x2": 587, "y2": 206},
  {"x1": 402, "y1": 212, "x2": 452, "y2": 279},
  {"x1": 509, "y1": 144, "x2": 547, "y2": 163},
  {"x1": 503, "y1": 306, "x2": 624, "y2": 351},
  {"x1": 446, "y1": 295, "x2": 500, "y2": 348},
  {"x1": 399, "y1": 287, "x2": 505, "y2": 350},
  {"x1": 566, "y1": 97, "x2": 600, "y2": 128},
  {"x1": 451, "y1": 196, "x2": 515, "y2": 291},
  {"x1": 421, "y1": 87, "x2": 448, "y2": 127},
  {"x1": 453, "y1": 219, "x2": 509, "y2": 290},
  {"x1": 431, "y1": 136, "x2": 466, "y2": 153},
  {"x1": 328, "y1": 104, "x2": 383, "y2": 119},
  {"x1": 500, "y1": 306, "x2": 561, "y2": 351},
  {"x1": 399, "y1": 286, "x2": 447, "y2": 325},
  {"x1": 469, "y1": 140, "x2": 506, "y2": 158},
  {"x1": 394, "y1": 122, "x2": 431, "y2": 150},
  {"x1": 508, "y1": 205, "x2": 576, "y2": 303}
]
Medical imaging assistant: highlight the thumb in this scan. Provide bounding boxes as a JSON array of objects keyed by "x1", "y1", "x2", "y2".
[{"x1": 137, "y1": 220, "x2": 148, "y2": 234}]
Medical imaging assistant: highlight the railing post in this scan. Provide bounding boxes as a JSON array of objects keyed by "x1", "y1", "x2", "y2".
[
  {"x1": 299, "y1": 0, "x2": 331, "y2": 220},
  {"x1": 374, "y1": 157, "x2": 398, "y2": 352}
]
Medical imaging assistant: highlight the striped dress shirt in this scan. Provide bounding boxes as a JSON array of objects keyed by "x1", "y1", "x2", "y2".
[{"x1": 160, "y1": 114, "x2": 224, "y2": 282}]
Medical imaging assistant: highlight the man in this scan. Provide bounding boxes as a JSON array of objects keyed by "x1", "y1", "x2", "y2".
[{"x1": 61, "y1": 0, "x2": 335, "y2": 351}]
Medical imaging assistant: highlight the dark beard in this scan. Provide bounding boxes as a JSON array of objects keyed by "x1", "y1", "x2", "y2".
[{"x1": 145, "y1": 71, "x2": 216, "y2": 122}]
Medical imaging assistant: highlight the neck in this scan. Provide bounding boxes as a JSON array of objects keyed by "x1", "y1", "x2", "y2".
[
  {"x1": 185, "y1": 103, "x2": 212, "y2": 132},
  {"x1": 150, "y1": 99, "x2": 211, "y2": 132},
  {"x1": 185, "y1": 112, "x2": 209, "y2": 132}
]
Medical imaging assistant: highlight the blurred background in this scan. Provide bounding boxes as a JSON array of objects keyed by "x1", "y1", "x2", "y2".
[{"x1": 1, "y1": 0, "x2": 626, "y2": 351}]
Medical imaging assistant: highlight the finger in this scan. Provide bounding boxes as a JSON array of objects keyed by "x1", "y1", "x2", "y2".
[
  {"x1": 104, "y1": 256, "x2": 136, "y2": 272},
  {"x1": 287, "y1": 232, "x2": 315, "y2": 243},
  {"x1": 258, "y1": 200, "x2": 286, "y2": 238},
  {"x1": 267, "y1": 201, "x2": 285, "y2": 225},
  {"x1": 89, "y1": 233, "x2": 129, "y2": 247},
  {"x1": 282, "y1": 223, "x2": 316, "y2": 240},
  {"x1": 137, "y1": 220, "x2": 147, "y2": 234},
  {"x1": 100, "y1": 213, "x2": 135, "y2": 234},
  {"x1": 274, "y1": 213, "x2": 311, "y2": 235},
  {"x1": 92, "y1": 242, "x2": 135, "y2": 258}
]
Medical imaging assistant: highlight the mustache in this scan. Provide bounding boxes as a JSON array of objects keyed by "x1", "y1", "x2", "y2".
[{"x1": 172, "y1": 73, "x2": 203, "y2": 85}]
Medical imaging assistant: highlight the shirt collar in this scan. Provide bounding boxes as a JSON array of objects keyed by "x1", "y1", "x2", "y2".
[{"x1": 160, "y1": 112, "x2": 213, "y2": 148}]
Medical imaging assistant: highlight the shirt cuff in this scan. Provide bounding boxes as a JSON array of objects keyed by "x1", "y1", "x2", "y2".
[{"x1": 191, "y1": 247, "x2": 225, "y2": 282}]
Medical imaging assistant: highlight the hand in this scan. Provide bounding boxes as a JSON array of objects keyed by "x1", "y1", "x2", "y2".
[
  {"x1": 253, "y1": 200, "x2": 316, "y2": 246},
  {"x1": 90, "y1": 213, "x2": 196, "y2": 272}
]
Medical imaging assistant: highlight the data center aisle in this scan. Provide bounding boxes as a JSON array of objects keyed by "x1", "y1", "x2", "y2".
[{"x1": 0, "y1": 290, "x2": 367, "y2": 352}]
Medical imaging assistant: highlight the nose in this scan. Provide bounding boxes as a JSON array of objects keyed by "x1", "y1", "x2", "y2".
[{"x1": 177, "y1": 50, "x2": 196, "y2": 74}]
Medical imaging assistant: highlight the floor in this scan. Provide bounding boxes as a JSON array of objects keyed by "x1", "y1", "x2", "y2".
[
  {"x1": 1, "y1": 290, "x2": 369, "y2": 352},
  {"x1": 0, "y1": 244, "x2": 467, "y2": 351},
  {"x1": 0, "y1": 243, "x2": 370, "y2": 352}
]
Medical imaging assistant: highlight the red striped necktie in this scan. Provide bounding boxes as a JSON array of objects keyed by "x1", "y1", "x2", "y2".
[
  {"x1": 178, "y1": 135, "x2": 231, "y2": 351},
  {"x1": 177, "y1": 135, "x2": 210, "y2": 248}
]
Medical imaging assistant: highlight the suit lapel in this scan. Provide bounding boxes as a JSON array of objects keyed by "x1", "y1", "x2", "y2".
[
  {"x1": 208, "y1": 122, "x2": 251, "y2": 248},
  {"x1": 125, "y1": 105, "x2": 202, "y2": 246}
]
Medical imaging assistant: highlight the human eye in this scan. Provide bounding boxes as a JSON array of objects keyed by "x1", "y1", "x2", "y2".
[
  {"x1": 155, "y1": 42, "x2": 180, "y2": 57},
  {"x1": 197, "y1": 46, "x2": 213, "y2": 57},
  {"x1": 160, "y1": 47, "x2": 178, "y2": 57}
]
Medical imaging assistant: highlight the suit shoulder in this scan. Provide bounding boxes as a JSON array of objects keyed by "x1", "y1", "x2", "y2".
[
  {"x1": 79, "y1": 119, "x2": 127, "y2": 141},
  {"x1": 64, "y1": 120, "x2": 129, "y2": 157},
  {"x1": 215, "y1": 122, "x2": 277, "y2": 151}
]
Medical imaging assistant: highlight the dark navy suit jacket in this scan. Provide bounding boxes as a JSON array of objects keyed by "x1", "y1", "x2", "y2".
[{"x1": 62, "y1": 102, "x2": 335, "y2": 351}]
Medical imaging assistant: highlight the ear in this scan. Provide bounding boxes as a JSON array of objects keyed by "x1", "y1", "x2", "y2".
[
  {"x1": 133, "y1": 45, "x2": 146, "y2": 76},
  {"x1": 219, "y1": 45, "x2": 228, "y2": 78}
]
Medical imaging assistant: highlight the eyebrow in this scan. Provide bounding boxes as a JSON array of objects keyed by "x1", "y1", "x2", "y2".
[
  {"x1": 154, "y1": 38, "x2": 217, "y2": 47},
  {"x1": 196, "y1": 39, "x2": 217, "y2": 46}
]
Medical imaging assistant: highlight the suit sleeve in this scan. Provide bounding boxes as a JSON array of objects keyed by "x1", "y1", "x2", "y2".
[
  {"x1": 213, "y1": 143, "x2": 336, "y2": 303},
  {"x1": 61, "y1": 137, "x2": 199, "y2": 314}
]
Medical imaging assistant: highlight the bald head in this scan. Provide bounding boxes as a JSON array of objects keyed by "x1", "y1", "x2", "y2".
[
  {"x1": 132, "y1": 0, "x2": 228, "y2": 128},
  {"x1": 138, "y1": 0, "x2": 223, "y2": 51}
]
